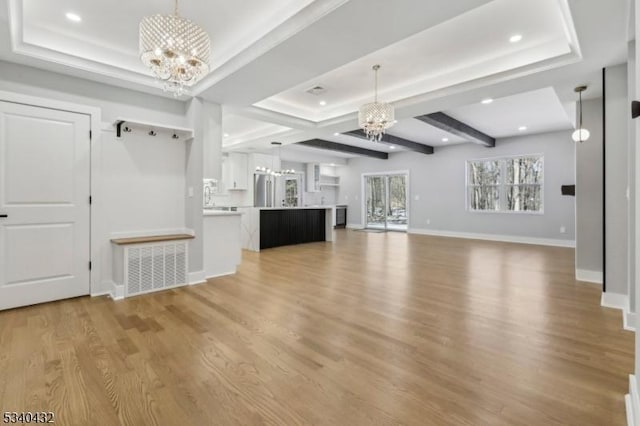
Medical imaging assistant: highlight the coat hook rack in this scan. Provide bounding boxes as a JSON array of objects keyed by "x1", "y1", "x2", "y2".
[{"x1": 113, "y1": 118, "x2": 194, "y2": 140}]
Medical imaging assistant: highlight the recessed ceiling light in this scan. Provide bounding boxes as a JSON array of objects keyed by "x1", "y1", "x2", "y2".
[
  {"x1": 518, "y1": 126, "x2": 528, "y2": 131},
  {"x1": 319, "y1": 100, "x2": 327, "y2": 106},
  {"x1": 333, "y1": 132, "x2": 339, "y2": 136},
  {"x1": 442, "y1": 138, "x2": 449, "y2": 142},
  {"x1": 481, "y1": 98, "x2": 493, "y2": 105},
  {"x1": 390, "y1": 145, "x2": 396, "y2": 149},
  {"x1": 223, "y1": 133, "x2": 229, "y2": 138},
  {"x1": 66, "y1": 12, "x2": 82, "y2": 22},
  {"x1": 330, "y1": 163, "x2": 335, "y2": 166},
  {"x1": 509, "y1": 34, "x2": 523, "y2": 43}
]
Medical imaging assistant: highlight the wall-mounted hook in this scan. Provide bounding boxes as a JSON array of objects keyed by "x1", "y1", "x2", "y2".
[
  {"x1": 123, "y1": 126, "x2": 132, "y2": 133},
  {"x1": 172, "y1": 133, "x2": 179, "y2": 140},
  {"x1": 148, "y1": 130, "x2": 157, "y2": 136}
]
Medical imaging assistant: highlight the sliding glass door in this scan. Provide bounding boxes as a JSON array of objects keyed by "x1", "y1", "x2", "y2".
[
  {"x1": 365, "y1": 173, "x2": 408, "y2": 231},
  {"x1": 366, "y1": 176, "x2": 386, "y2": 229}
]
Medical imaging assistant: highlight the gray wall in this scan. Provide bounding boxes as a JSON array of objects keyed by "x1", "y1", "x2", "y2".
[
  {"x1": 575, "y1": 98, "x2": 604, "y2": 275},
  {"x1": 338, "y1": 130, "x2": 576, "y2": 243},
  {"x1": 605, "y1": 63, "x2": 630, "y2": 296}
]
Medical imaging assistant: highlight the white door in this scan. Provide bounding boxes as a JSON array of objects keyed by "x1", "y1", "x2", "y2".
[{"x1": 0, "y1": 101, "x2": 91, "y2": 310}]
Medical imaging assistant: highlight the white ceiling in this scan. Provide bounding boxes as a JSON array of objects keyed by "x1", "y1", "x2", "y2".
[
  {"x1": 0, "y1": 0, "x2": 630, "y2": 162},
  {"x1": 222, "y1": 114, "x2": 292, "y2": 147},
  {"x1": 387, "y1": 120, "x2": 468, "y2": 147},
  {"x1": 7, "y1": 0, "x2": 340, "y2": 94},
  {"x1": 281, "y1": 144, "x2": 358, "y2": 160},
  {"x1": 254, "y1": 0, "x2": 575, "y2": 122},
  {"x1": 22, "y1": 0, "x2": 315, "y2": 72},
  {"x1": 444, "y1": 87, "x2": 574, "y2": 138}
]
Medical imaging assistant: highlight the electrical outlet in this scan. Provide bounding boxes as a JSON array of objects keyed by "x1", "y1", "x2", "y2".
[
  {"x1": 426, "y1": 219, "x2": 431, "y2": 225},
  {"x1": 188, "y1": 187, "x2": 194, "y2": 197},
  {"x1": 560, "y1": 226, "x2": 566, "y2": 234},
  {"x1": 414, "y1": 195, "x2": 420, "y2": 201}
]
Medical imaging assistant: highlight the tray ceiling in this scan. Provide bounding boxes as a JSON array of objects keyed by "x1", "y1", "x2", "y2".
[{"x1": 254, "y1": 0, "x2": 579, "y2": 123}]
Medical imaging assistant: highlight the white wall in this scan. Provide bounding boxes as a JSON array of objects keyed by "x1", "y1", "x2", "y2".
[
  {"x1": 338, "y1": 130, "x2": 576, "y2": 245},
  {"x1": 0, "y1": 60, "x2": 221, "y2": 291},
  {"x1": 575, "y1": 99, "x2": 604, "y2": 279}
]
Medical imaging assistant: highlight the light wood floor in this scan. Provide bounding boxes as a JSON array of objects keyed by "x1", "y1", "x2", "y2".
[{"x1": 0, "y1": 231, "x2": 633, "y2": 425}]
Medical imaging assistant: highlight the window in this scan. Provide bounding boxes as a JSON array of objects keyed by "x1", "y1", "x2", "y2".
[
  {"x1": 285, "y1": 177, "x2": 300, "y2": 207},
  {"x1": 466, "y1": 155, "x2": 543, "y2": 213}
]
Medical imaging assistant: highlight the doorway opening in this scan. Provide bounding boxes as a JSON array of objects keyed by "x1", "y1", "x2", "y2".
[{"x1": 364, "y1": 172, "x2": 409, "y2": 232}]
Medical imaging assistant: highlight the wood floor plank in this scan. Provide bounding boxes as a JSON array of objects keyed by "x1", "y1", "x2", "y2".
[{"x1": 0, "y1": 231, "x2": 633, "y2": 425}]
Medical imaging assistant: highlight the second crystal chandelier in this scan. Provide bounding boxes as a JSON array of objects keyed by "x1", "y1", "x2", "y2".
[{"x1": 358, "y1": 65, "x2": 395, "y2": 142}]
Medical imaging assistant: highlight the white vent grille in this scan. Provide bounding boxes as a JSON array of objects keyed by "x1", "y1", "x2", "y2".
[
  {"x1": 305, "y1": 85, "x2": 326, "y2": 95},
  {"x1": 125, "y1": 241, "x2": 188, "y2": 297}
]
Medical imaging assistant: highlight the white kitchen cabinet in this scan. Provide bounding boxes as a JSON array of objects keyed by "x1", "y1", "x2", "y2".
[
  {"x1": 306, "y1": 163, "x2": 320, "y2": 192},
  {"x1": 223, "y1": 152, "x2": 248, "y2": 191}
]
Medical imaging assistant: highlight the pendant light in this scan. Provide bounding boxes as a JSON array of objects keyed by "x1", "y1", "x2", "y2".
[
  {"x1": 572, "y1": 85, "x2": 590, "y2": 143},
  {"x1": 254, "y1": 142, "x2": 296, "y2": 176},
  {"x1": 358, "y1": 65, "x2": 395, "y2": 142}
]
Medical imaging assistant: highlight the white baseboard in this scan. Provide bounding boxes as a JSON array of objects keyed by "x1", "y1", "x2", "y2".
[
  {"x1": 576, "y1": 269, "x2": 604, "y2": 284},
  {"x1": 407, "y1": 228, "x2": 576, "y2": 248},
  {"x1": 601, "y1": 292, "x2": 629, "y2": 310},
  {"x1": 625, "y1": 312, "x2": 636, "y2": 332},
  {"x1": 94, "y1": 280, "x2": 124, "y2": 300},
  {"x1": 601, "y1": 292, "x2": 636, "y2": 332},
  {"x1": 627, "y1": 375, "x2": 639, "y2": 426},
  {"x1": 346, "y1": 223, "x2": 364, "y2": 230},
  {"x1": 206, "y1": 269, "x2": 237, "y2": 280},
  {"x1": 188, "y1": 270, "x2": 206, "y2": 286},
  {"x1": 110, "y1": 281, "x2": 125, "y2": 301}
]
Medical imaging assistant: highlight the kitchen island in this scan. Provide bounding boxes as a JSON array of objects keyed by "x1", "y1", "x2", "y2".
[{"x1": 238, "y1": 207, "x2": 334, "y2": 252}]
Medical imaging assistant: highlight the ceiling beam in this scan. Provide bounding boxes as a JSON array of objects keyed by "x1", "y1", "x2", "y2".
[
  {"x1": 415, "y1": 112, "x2": 495, "y2": 147},
  {"x1": 343, "y1": 130, "x2": 434, "y2": 155},
  {"x1": 297, "y1": 139, "x2": 388, "y2": 160}
]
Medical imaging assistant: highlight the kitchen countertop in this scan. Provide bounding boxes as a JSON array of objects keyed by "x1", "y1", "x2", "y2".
[{"x1": 203, "y1": 210, "x2": 243, "y2": 217}]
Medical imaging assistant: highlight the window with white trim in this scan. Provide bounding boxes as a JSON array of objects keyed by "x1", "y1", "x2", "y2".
[{"x1": 466, "y1": 155, "x2": 544, "y2": 213}]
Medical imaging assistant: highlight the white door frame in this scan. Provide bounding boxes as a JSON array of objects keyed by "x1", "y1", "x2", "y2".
[
  {"x1": 0, "y1": 90, "x2": 103, "y2": 296},
  {"x1": 361, "y1": 170, "x2": 411, "y2": 230}
]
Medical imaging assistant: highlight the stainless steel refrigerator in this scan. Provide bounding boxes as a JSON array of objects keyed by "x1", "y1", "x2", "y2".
[{"x1": 254, "y1": 173, "x2": 277, "y2": 207}]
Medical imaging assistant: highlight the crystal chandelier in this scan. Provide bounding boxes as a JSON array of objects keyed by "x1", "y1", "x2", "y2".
[
  {"x1": 139, "y1": 0, "x2": 211, "y2": 96},
  {"x1": 358, "y1": 65, "x2": 395, "y2": 142}
]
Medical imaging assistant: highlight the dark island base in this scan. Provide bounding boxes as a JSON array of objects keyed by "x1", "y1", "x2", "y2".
[{"x1": 260, "y1": 209, "x2": 326, "y2": 250}]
